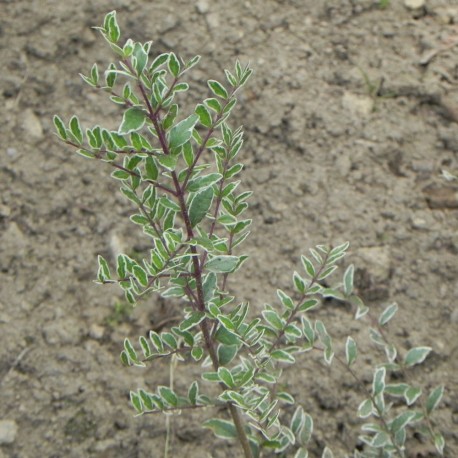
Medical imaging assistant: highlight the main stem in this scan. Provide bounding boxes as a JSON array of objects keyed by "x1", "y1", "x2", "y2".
[
  {"x1": 175, "y1": 180, "x2": 253, "y2": 458},
  {"x1": 136, "y1": 78, "x2": 253, "y2": 457}
]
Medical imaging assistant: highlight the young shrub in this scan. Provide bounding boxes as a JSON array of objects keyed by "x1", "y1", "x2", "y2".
[{"x1": 55, "y1": 11, "x2": 446, "y2": 458}]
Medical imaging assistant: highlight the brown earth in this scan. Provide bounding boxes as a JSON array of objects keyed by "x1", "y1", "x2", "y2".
[{"x1": 1, "y1": 0, "x2": 457, "y2": 457}]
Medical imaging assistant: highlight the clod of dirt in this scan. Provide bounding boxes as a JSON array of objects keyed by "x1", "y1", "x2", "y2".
[
  {"x1": 423, "y1": 184, "x2": 458, "y2": 209},
  {"x1": 0, "y1": 420, "x2": 17, "y2": 445}
]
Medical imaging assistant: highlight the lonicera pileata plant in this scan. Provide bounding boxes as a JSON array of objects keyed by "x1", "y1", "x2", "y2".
[{"x1": 54, "y1": 11, "x2": 446, "y2": 458}]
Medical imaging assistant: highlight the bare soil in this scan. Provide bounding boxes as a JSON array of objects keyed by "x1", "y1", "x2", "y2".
[{"x1": 1, "y1": 1, "x2": 457, "y2": 457}]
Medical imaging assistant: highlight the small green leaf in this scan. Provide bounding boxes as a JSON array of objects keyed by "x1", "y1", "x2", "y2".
[
  {"x1": 150, "y1": 53, "x2": 169, "y2": 72},
  {"x1": 217, "y1": 344, "x2": 238, "y2": 366},
  {"x1": 119, "y1": 108, "x2": 146, "y2": 135},
  {"x1": 284, "y1": 323, "x2": 302, "y2": 340},
  {"x1": 132, "y1": 42, "x2": 148, "y2": 75},
  {"x1": 385, "y1": 383, "x2": 409, "y2": 397},
  {"x1": 168, "y1": 52, "x2": 181, "y2": 77},
  {"x1": 201, "y1": 371, "x2": 220, "y2": 382},
  {"x1": 161, "y1": 332, "x2": 177, "y2": 350},
  {"x1": 188, "y1": 381, "x2": 198, "y2": 405},
  {"x1": 262, "y1": 309, "x2": 284, "y2": 331},
  {"x1": 426, "y1": 385, "x2": 444, "y2": 414},
  {"x1": 144, "y1": 157, "x2": 158, "y2": 181},
  {"x1": 120, "y1": 350, "x2": 129, "y2": 366},
  {"x1": 106, "y1": 11, "x2": 121, "y2": 42},
  {"x1": 172, "y1": 82, "x2": 189, "y2": 93},
  {"x1": 277, "y1": 289, "x2": 294, "y2": 310},
  {"x1": 132, "y1": 264, "x2": 148, "y2": 287},
  {"x1": 189, "y1": 187, "x2": 214, "y2": 227},
  {"x1": 105, "y1": 63, "x2": 117, "y2": 87},
  {"x1": 357, "y1": 399, "x2": 373, "y2": 418},
  {"x1": 404, "y1": 346, "x2": 432, "y2": 367},
  {"x1": 157, "y1": 154, "x2": 178, "y2": 171},
  {"x1": 169, "y1": 114, "x2": 199, "y2": 149},
  {"x1": 343, "y1": 264, "x2": 354, "y2": 296},
  {"x1": 182, "y1": 54, "x2": 200, "y2": 71},
  {"x1": 124, "y1": 338, "x2": 138, "y2": 362},
  {"x1": 162, "y1": 104, "x2": 178, "y2": 130},
  {"x1": 205, "y1": 97, "x2": 222, "y2": 113},
  {"x1": 158, "y1": 386, "x2": 178, "y2": 407},
  {"x1": 299, "y1": 413, "x2": 313, "y2": 445},
  {"x1": 203, "y1": 418, "x2": 237, "y2": 440},
  {"x1": 191, "y1": 347, "x2": 204, "y2": 361},
  {"x1": 318, "y1": 264, "x2": 338, "y2": 280},
  {"x1": 239, "y1": 67, "x2": 253, "y2": 87},
  {"x1": 215, "y1": 326, "x2": 241, "y2": 345},
  {"x1": 295, "y1": 448, "x2": 308, "y2": 458},
  {"x1": 315, "y1": 320, "x2": 334, "y2": 364},
  {"x1": 53, "y1": 115, "x2": 67, "y2": 140},
  {"x1": 345, "y1": 336, "x2": 357, "y2": 366},
  {"x1": 112, "y1": 170, "x2": 130, "y2": 180},
  {"x1": 117, "y1": 254, "x2": 127, "y2": 278},
  {"x1": 225, "y1": 163, "x2": 243, "y2": 179},
  {"x1": 434, "y1": 432, "x2": 445, "y2": 455},
  {"x1": 208, "y1": 80, "x2": 229, "y2": 99},
  {"x1": 372, "y1": 367, "x2": 386, "y2": 397},
  {"x1": 301, "y1": 316, "x2": 315, "y2": 344},
  {"x1": 271, "y1": 349, "x2": 295, "y2": 364},
  {"x1": 90, "y1": 63, "x2": 99, "y2": 84},
  {"x1": 301, "y1": 255, "x2": 315, "y2": 277},
  {"x1": 223, "y1": 97, "x2": 237, "y2": 116},
  {"x1": 97, "y1": 255, "x2": 111, "y2": 281},
  {"x1": 224, "y1": 69, "x2": 237, "y2": 86},
  {"x1": 139, "y1": 336, "x2": 151, "y2": 358},
  {"x1": 188, "y1": 173, "x2": 222, "y2": 192},
  {"x1": 130, "y1": 214, "x2": 149, "y2": 225},
  {"x1": 218, "y1": 367, "x2": 235, "y2": 388},
  {"x1": 149, "y1": 330, "x2": 164, "y2": 353},
  {"x1": 195, "y1": 103, "x2": 213, "y2": 127},
  {"x1": 291, "y1": 406, "x2": 305, "y2": 436},
  {"x1": 378, "y1": 303, "x2": 398, "y2": 326},
  {"x1": 293, "y1": 272, "x2": 306, "y2": 294},
  {"x1": 130, "y1": 391, "x2": 142, "y2": 413},
  {"x1": 404, "y1": 386, "x2": 422, "y2": 405},
  {"x1": 180, "y1": 311, "x2": 205, "y2": 331},
  {"x1": 70, "y1": 116, "x2": 83, "y2": 144},
  {"x1": 390, "y1": 411, "x2": 417, "y2": 433},
  {"x1": 277, "y1": 391, "x2": 295, "y2": 404},
  {"x1": 206, "y1": 255, "x2": 239, "y2": 273},
  {"x1": 298, "y1": 299, "x2": 318, "y2": 312},
  {"x1": 159, "y1": 196, "x2": 180, "y2": 212},
  {"x1": 139, "y1": 390, "x2": 154, "y2": 411}
]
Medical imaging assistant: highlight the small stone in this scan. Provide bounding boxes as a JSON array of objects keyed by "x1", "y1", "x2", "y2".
[
  {"x1": 109, "y1": 232, "x2": 127, "y2": 258},
  {"x1": 89, "y1": 323, "x2": 105, "y2": 340},
  {"x1": 335, "y1": 153, "x2": 352, "y2": 177},
  {"x1": 342, "y1": 92, "x2": 374, "y2": 117},
  {"x1": 6, "y1": 147, "x2": 17, "y2": 157},
  {"x1": 411, "y1": 217, "x2": 427, "y2": 230},
  {"x1": 355, "y1": 246, "x2": 391, "y2": 283},
  {"x1": 22, "y1": 108, "x2": 43, "y2": 139},
  {"x1": 451, "y1": 308, "x2": 458, "y2": 324},
  {"x1": 0, "y1": 205, "x2": 11, "y2": 217},
  {"x1": 404, "y1": 0, "x2": 425, "y2": 9},
  {"x1": 206, "y1": 12, "x2": 220, "y2": 29},
  {"x1": 0, "y1": 420, "x2": 18, "y2": 445},
  {"x1": 196, "y1": 0, "x2": 209, "y2": 14},
  {"x1": 1, "y1": 222, "x2": 27, "y2": 267}
]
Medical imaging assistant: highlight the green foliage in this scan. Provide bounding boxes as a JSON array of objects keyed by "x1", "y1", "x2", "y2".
[{"x1": 55, "y1": 11, "x2": 446, "y2": 458}]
